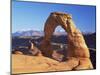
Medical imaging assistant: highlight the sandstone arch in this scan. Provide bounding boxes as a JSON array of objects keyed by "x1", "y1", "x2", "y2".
[
  {"x1": 40, "y1": 12, "x2": 71, "y2": 57},
  {"x1": 40, "y1": 12, "x2": 93, "y2": 70}
]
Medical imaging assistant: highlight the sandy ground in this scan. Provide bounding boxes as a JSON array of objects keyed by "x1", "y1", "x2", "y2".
[{"x1": 12, "y1": 54, "x2": 79, "y2": 74}]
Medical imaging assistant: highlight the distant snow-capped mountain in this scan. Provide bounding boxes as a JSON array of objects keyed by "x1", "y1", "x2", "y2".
[
  {"x1": 12, "y1": 30, "x2": 44, "y2": 36},
  {"x1": 12, "y1": 30, "x2": 95, "y2": 37},
  {"x1": 12, "y1": 30, "x2": 67, "y2": 37}
]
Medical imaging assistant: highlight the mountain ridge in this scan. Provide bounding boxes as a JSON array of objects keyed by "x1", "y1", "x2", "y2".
[{"x1": 12, "y1": 30, "x2": 95, "y2": 37}]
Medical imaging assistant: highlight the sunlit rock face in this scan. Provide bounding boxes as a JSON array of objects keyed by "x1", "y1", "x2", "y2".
[{"x1": 40, "y1": 12, "x2": 93, "y2": 70}]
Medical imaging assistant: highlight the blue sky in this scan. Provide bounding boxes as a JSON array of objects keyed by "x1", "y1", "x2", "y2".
[{"x1": 12, "y1": 1, "x2": 96, "y2": 33}]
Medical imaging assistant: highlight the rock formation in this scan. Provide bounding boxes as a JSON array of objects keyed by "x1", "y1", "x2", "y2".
[
  {"x1": 40, "y1": 12, "x2": 93, "y2": 70},
  {"x1": 52, "y1": 50, "x2": 64, "y2": 62},
  {"x1": 29, "y1": 40, "x2": 42, "y2": 56},
  {"x1": 12, "y1": 12, "x2": 93, "y2": 74},
  {"x1": 40, "y1": 12, "x2": 71, "y2": 57},
  {"x1": 13, "y1": 50, "x2": 23, "y2": 55},
  {"x1": 12, "y1": 40, "x2": 42, "y2": 56},
  {"x1": 66, "y1": 18, "x2": 93, "y2": 70}
]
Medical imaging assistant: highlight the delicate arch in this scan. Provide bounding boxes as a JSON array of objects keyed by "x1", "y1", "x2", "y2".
[
  {"x1": 40, "y1": 12, "x2": 70, "y2": 57},
  {"x1": 40, "y1": 12, "x2": 93, "y2": 70}
]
